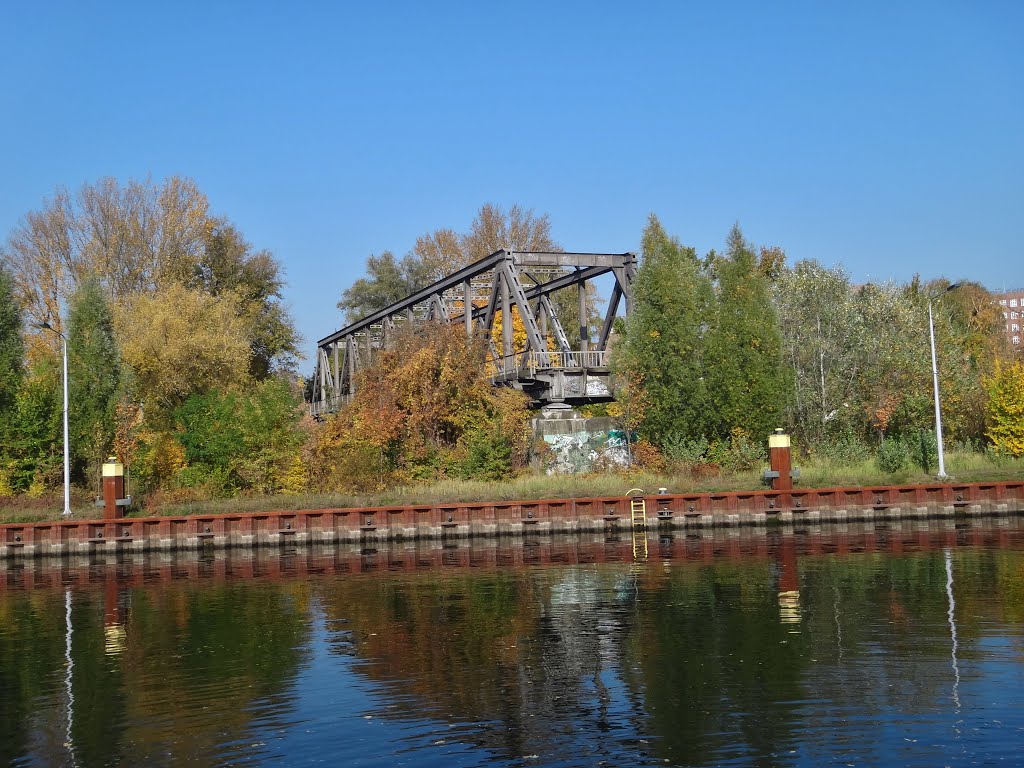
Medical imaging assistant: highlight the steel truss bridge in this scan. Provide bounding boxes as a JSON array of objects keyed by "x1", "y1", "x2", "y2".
[{"x1": 311, "y1": 249, "x2": 636, "y2": 416}]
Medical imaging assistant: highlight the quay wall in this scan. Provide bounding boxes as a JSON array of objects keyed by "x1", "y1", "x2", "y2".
[{"x1": 2, "y1": 480, "x2": 1023, "y2": 561}]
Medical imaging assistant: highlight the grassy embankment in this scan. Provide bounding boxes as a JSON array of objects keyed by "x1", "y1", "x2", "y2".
[{"x1": 2, "y1": 449, "x2": 1023, "y2": 525}]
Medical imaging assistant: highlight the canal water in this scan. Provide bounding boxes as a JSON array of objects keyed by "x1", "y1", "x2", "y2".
[{"x1": 2, "y1": 520, "x2": 1024, "y2": 767}]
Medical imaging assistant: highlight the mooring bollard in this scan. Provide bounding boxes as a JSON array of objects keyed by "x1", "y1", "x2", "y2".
[
  {"x1": 763, "y1": 429, "x2": 799, "y2": 491},
  {"x1": 101, "y1": 456, "x2": 130, "y2": 520}
]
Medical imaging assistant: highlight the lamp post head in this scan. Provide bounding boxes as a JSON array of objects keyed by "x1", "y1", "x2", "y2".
[
  {"x1": 34, "y1": 321, "x2": 65, "y2": 340},
  {"x1": 930, "y1": 282, "x2": 962, "y2": 302}
]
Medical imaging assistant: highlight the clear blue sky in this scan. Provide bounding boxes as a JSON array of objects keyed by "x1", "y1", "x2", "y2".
[{"x1": 2, "y1": 1, "x2": 1021, "y2": 373}]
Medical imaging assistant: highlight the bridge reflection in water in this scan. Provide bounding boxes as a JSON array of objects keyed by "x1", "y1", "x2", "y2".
[{"x1": 2, "y1": 517, "x2": 1024, "y2": 768}]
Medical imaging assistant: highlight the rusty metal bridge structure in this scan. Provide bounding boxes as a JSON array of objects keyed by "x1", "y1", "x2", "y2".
[{"x1": 311, "y1": 249, "x2": 636, "y2": 417}]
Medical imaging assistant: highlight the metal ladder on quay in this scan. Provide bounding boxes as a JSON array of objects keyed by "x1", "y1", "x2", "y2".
[{"x1": 627, "y1": 489, "x2": 648, "y2": 560}]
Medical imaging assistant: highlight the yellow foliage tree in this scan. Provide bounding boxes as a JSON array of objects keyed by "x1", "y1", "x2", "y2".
[
  {"x1": 985, "y1": 359, "x2": 1024, "y2": 456},
  {"x1": 114, "y1": 283, "x2": 252, "y2": 417}
]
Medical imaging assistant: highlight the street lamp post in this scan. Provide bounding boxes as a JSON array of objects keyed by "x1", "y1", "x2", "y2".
[
  {"x1": 928, "y1": 283, "x2": 960, "y2": 479},
  {"x1": 36, "y1": 322, "x2": 71, "y2": 516}
]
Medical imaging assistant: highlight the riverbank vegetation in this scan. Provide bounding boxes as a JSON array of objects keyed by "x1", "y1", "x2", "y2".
[
  {"x1": 1, "y1": 177, "x2": 1023, "y2": 523},
  {"x1": 614, "y1": 215, "x2": 1015, "y2": 470}
]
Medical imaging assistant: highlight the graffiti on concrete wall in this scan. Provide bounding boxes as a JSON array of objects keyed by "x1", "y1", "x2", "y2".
[{"x1": 531, "y1": 410, "x2": 631, "y2": 474}]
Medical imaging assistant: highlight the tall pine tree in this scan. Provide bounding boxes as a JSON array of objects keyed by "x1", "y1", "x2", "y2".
[
  {"x1": 0, "y1": 265, "x2": 23, "y2": 426},
  {"x1": 0, "y1": 265, "x2": 25, "y2": 491},
  {"x1": 616, "y1": 215, "x2": 713, "y2": 446},
  {"x1": 703, "y1": 224, "x2": 786, "y2": 442},
  {"x1": 67, "y1": 277, "x2": 122, "y2": 482}
]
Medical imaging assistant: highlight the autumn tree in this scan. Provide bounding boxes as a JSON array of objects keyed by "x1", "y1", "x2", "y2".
[
  {"x1": 309, "y1": 323, "x2": 530, "y2": 490},
  {"x1": 2, "y1": 176, "x2": 297, "y2": 376},
  {"x1": 114, "y1": 283, "x2": 252, "y2": 419},
  {"x1": 337, "y1": 203, "x2": 562, "y2": 322},
  {"x1": 921, "y1": 279, "x2": 1010, "y2": 442},
  {"x1": 461, "y1": 203, "x2": 557, "y2": 261},
  {"x1": 1, "y1": 175, "x2": 298, "y2": 498},
  {"x1": 411, "y1": 227, "x2": 465, "y2": 283},
  {"x1": 66, "y1": 277, "x2": 121, "y2": 481},
  {"x1": 985, "y1": 358, "x2": 1024, "y2": 456},
  {"x1": 615, "y1": 214, "x2": 712, "y2": 447},
  {"x1": 1, "y1": 176, "x2": 209, "y2": 330},
  {"x1": 188, "y1": 221, "x2": 299, "y2": 377}
]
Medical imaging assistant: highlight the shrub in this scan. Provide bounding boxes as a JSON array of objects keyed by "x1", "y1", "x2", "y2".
[
  {"x1": 457, "y1": 428, "x2": 514, "y2": 481},
  {"x1": 814, "y1": 430, "x2": 871, "y2": 464},
  {"x1": 708, "y1": 427, "x2": 767, "y2": 472},
  {"x1": 632, "y1": 440, "x2": 666, "y2": 472},
  {"x1": 662, "y1": 433, "x2": 709, "y2": 467},
  {"x1": 913, "y1": 430, "x2": 938, "y2": 473},
  {"x1": 174, "y1": 465, "x2": 235, "y2": 498},
  {"x1": 876, "y1": 437, "x2": 910, "y2": 473}
]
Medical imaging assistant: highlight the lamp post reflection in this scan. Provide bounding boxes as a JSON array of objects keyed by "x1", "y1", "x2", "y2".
[
  {"x1": 944, "y1": 548, "x2": 961, "y2": 712},
  {"x1": 63, "y1": 589, "x2": 77, "y2": 766}
]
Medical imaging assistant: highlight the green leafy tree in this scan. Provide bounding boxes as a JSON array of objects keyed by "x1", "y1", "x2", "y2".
[
  {"x1": 66, "y1": 277, "x2": 121, "y2": 482},
  {"x1": 186, "y1": 222, "x2": 299, "y2": 377},
  {"x1": 615, "y1": 214, "x2": 713, "y2": 447},
  {"x1": 337, "y1": 250, "x2": 430, "y2": 323},
  {"x1": 771, "y1": 260, "x2": 863, "y2": 448},
  {"x1": 173, "y1": 377, "x2": 305, "y2": 495},
  {"x1": 8, "y1": 360, "x2": 61, "y2": 493},
  {"x1": 703, "y1": 224, "x2": 786, "y2": 442},
  {"x1": 852, "y1": 281, "x2": 930, "y2": 440}
]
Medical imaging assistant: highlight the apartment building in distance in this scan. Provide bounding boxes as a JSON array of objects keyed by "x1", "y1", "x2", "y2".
[{"x1": 996, "y1": 290, "x2": 1024, "y2": 351}]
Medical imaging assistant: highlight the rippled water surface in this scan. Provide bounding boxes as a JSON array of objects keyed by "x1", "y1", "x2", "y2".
[{"x1": 3, "y1": 520, "x2": 1024, "y2": 767}]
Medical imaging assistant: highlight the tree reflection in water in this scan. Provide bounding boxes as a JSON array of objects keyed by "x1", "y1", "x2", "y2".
[{"x1": 2, "y1": 521, "x2": 1024, "y2": 766}]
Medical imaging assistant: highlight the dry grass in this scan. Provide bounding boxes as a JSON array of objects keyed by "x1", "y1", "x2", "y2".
[{"x1": 2, "y1": 450, "x2": 1022, "y2": 525}]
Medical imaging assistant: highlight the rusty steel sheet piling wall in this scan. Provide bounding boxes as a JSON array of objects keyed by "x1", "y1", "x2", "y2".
[{"x1": 2, "y1": 481, "x2": 1023, "y2": 561}]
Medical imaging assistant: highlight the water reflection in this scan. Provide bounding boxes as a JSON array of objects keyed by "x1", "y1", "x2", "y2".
[
  {"x1": 945, "y1": 547, "x2": 961, "y2": 713},
  {"x1": 63, "y1": 588, "x2": 76, "y2": 768},
  {"x1": 1, "y1": 518, "x2": 1024, "y2": 766}
]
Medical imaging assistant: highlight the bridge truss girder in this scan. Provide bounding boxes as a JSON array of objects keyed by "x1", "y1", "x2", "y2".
[{"x1": 311, "y1": 249, "x2": 636, "y2": 416}]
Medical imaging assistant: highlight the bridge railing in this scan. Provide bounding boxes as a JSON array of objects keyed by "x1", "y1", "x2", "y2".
[
  {"x1": 528, "y1": 351, "x2": 610, "y2": 370},
  {"x1": 315, "y1": 349, "x2": 615, "y2": 414},
  {"x1": 488, "y1": 350, "x2": 611, "y2": 381},
  {"x1": 309, "y1": 393, "x2": 348, "y2": 419}
]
